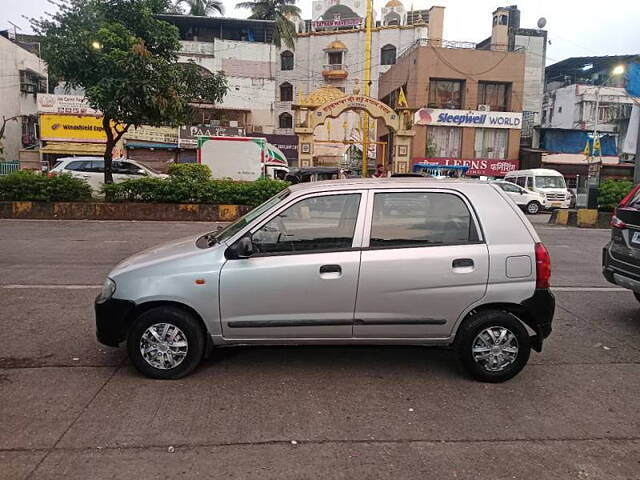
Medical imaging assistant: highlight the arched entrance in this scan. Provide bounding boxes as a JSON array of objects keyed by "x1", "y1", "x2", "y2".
[{"x1": 293, "y1": 87, "x2": 414, "y2": 174}]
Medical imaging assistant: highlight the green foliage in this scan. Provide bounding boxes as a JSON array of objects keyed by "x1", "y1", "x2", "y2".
[
  {"x1": 236, "y1": 0, "x2": 301, "y2": 49},
  {"x1": 174, "y1": 0, "x2": 224, "y2": 16},
  {"x1": 103, "y1": 173, "x2": 288, "y2": 206},
  {"x1": 167, "y1": 163, "x2": 212, "y2": 182},
  {"x1": 31, "y1": 0, "x2": 228, "y2": 182},
  {"x1": 0, "y1": 171, "x2": 92, "y2": 202},
  {"x1": 598, "y1": 178, "x2": 635, "y2": 211}
]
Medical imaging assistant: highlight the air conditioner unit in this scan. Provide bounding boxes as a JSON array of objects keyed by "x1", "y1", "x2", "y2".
[
  {"x1": 229, "y1": 121, "x2": 238, "y2": 127},
  {"x1": 478, "y1": 104, "x2": 491, "y2": 111}
]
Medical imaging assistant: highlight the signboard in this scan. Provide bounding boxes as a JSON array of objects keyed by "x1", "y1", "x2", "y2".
[
  {"x1": 312, "y1": 17, "x2": 362, "y2": 28},
  {"x1": 179, "y1": 125, "x2": 245, "y2": 147},
  {"x1": 412, "y1": 158, "x2": 519, "y2": 177},
  {"x1": 37, "y1": 94, "x2": 99, "y2": 115},
  {"x1": 39, "y1": 114, "x2": 110, "y2": 143},
  {"x1": 414, "y1": 108, "x2": 522, "y2": 129},
  {"x1": 125, "y1": 126, "x2": 178, "y2": 144},
  {"x1": 311, "y1": 95, "x2": 400, "y2": 131},
  {"x1": 248, "y1": 133, "x2": 298, "y2": 161}
]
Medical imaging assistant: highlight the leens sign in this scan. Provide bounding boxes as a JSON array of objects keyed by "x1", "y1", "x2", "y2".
[
  {"x1": 413, "y1": 158, "x2": 519, "y2": 176},
  {"x1": 414, "y1": 108, "x2": 522, "y2": 129}
]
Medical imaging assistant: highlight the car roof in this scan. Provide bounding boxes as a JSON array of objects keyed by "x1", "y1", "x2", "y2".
[
  {"x1": 505, "y1": 168, "x2": 563, "y2": 176},
  {"x1": 287, "y1": 177, "x2": 493, "y2": 194}
]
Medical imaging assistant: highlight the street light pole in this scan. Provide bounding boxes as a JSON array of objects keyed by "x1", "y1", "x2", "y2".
[
  {"x1": 361, "y1": 0, "x2": 373, "y2": 177},
  {"x1": 634, "y1": 106, "x2": 640, "y2": 183}
]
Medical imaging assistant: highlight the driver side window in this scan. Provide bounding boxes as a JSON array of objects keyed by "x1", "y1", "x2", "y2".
[{"x1": 252, "y1": 194, "x2": 361, "y2": 255}]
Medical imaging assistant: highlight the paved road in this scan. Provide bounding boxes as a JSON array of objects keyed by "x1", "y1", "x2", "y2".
[{"x1": 1, "y1": 217, "x2": 639, "y2": 479}]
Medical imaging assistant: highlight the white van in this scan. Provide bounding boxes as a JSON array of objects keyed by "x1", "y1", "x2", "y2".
[{"x1": 503, "y1": 169, "x2": 571, "y2": 209}]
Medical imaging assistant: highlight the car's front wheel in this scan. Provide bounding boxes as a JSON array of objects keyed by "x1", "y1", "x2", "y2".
[
  {"x1": 455, "y1": 310, "x2": 531, "y2": 382},
  {"x1": 526, "y1": 201, "x2": 541, "y2": 215},
  {"x1": 127, "y1": 306, "x2": 205, "y2": 379}
]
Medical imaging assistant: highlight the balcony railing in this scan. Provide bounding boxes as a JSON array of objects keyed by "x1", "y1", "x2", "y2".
[
  {"x1": 323, "y1": 64, "x2": 349, "y2": 71},
  {"x1": 322, "y1": 64, "x2": 349, "y2": 80}
]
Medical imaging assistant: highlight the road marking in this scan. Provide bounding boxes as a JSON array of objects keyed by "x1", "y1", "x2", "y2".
[
  {"x1": 553, "y1": 287, "x2": 627, "y2": 292},
  {"x1": 0, "y1": 284, "x2": 101, "y2": 289}
]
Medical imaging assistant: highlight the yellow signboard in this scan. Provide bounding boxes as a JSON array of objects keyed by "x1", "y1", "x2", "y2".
[{"x1": 39, "y1": 114, "x2": 112, "y2": 143}]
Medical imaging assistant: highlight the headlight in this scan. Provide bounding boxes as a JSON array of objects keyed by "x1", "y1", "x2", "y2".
[{"x1": 97, "y1": 278, "x2": 116, "y2": 303}]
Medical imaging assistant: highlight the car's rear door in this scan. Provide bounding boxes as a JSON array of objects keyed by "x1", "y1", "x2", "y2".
[
  {"x1": 219, "y1": 190, "x2": 367, "y2": 339},
  {"x1": 353, "y1": 189, "x2": 489, "y2": 339}
]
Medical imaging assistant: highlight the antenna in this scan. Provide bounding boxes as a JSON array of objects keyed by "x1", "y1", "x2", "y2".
[{"x1": 537, "y1": 17, "x2": 547, "y2": 29}]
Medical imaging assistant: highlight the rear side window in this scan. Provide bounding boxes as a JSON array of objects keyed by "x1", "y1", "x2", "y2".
[
  {"x1": 370, "y1": 192, "x2": 479, "y2": 248},
  {"x1": 527, "y1": 177, "x2": 534, "y2": 189},
  {"x1": 252, "y1": 194, "x2": 361, "y2": 255},
  {"x1": 65, "y1": 161, "x2": 93, "y2": 172}
]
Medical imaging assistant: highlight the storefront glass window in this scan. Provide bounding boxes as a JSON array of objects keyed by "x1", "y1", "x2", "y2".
[
  {"x1": 426, "y1": 126, "x2": 462, "y2": 158},
  {"x1": 474, "y1": 128, "x2": 508, "y2": 159}
]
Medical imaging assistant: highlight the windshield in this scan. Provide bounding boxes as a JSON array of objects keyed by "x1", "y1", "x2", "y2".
[
  {"x1": 535, "y1": 176, "x2": 566, "y2": 189},
  {"x1": 214, "y1": 189, "x2": 291, "y2": 243}
]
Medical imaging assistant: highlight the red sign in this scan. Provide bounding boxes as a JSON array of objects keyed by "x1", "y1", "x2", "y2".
[{"x1": 412, "y1": 158, "x2": 519, "y2": 177}]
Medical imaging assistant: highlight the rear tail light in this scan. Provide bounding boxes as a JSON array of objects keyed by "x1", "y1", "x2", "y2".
[
  {"x1": 610, "y1": 215, "x2": 626, "y2": 229},
  {"x1": 535, "y1": 242, "x2": 551, "y2": 289},
  {"x1": 619, "y1": 184, "x2": 640, "y2": 208},
  {"x1": 47, "y1": 172, "x2": 57, "y2": 178}
]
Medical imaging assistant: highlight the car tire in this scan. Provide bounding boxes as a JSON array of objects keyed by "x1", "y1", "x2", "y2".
[
  {"x1": 633, "y1": 292, "x2": 640, "y2": 304},
  {"x1": 455, "y1": 310, "x2": 531, "y2": 383},
  {"x1": 127, "y1": 306, "x2": 206, "y2": 380},
  {"x1": 526, "y1": 201, "x2": 541, "y2": 215}
]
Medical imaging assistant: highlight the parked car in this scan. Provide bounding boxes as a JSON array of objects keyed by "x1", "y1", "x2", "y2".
[
  {"x1": 504, "y1": 168, "x2": 571, "y2": 209},
  {"x1": 602, "y1": 183, "x2": 640, "y2": 300},
  {"x1": 95, "y1": 178, "x2": 554, "y2": 382},
  {"x1": 493, "y1": 180, "x2": 546, "y2": 214},
  {"x1": 49, "y1": 157, "x2": 167, "y2": 192}
]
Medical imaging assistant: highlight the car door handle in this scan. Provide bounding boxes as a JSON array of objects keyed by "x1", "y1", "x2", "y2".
[
  {"x1": 452, "y1": 258, "x2": 474, "y2": 268},
  {"x1": 320, "y1": 264, "x2": 342, "y2": 274}
]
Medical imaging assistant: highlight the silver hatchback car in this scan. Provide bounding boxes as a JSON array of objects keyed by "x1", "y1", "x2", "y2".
[{"x1": 95, "y1": 179, "x2": 554, "y2": 382}]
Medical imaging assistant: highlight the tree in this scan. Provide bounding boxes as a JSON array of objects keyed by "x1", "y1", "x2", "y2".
[
  {"x1": 174, "y1": 0, "x2": 224, "y2": 16},
  {"x1": 31, "y1": 0, "x2": 228, "y2": 183},
  {"x1": 236, "y1": 0, "x2": 300, "y2": 50}
]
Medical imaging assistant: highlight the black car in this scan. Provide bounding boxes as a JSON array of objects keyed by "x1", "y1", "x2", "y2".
[{"x1": 602, "y1": 184, "x2": 640, "y2": 301}]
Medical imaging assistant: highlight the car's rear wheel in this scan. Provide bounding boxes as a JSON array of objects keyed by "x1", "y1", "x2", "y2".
[
  {"x1": 455, "y1": 310, "x2": 531, "y2": 383},
  {"x1": 127, "y1": 306, "x2": 205, "y2": 379},
  {"x1": 526, "y1": 201, "x2": 541, "y2": 215}
]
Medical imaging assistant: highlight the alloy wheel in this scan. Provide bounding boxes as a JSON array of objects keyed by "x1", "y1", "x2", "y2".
[
  {"x1": 472, "y1": 326, "x2": 519, "y2": 372},
  {"x1": 139, "y1": 323, "x2": 189, "y2": 370}
]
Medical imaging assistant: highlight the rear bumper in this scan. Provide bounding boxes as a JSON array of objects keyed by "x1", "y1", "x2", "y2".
[
  {"x1": 520, "y1": 289, "x2": 555, "y2": 351},
  {"x1": 95, "y1": 297, "x2": 136, "y2": 347},
  {"x1": 602, "y1": 242, "x2": 640, "y2": 290}
]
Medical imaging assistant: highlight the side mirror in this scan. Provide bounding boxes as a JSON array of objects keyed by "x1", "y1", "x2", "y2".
[{"x1": 227, "y1": 235, "x2": 254, "y2": 259}]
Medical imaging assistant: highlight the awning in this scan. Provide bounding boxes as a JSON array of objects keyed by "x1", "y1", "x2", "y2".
[
  {"x1": 40, "y1": 142, "x2": 105, "y2": 155},
  {"x1": 541, "y1": 153, "x2": 623, "y2": 166}
]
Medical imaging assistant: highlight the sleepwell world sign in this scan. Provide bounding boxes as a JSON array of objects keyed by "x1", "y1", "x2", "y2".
[{"x1": 414, "y1": 108, "x2": 523, "y2": 129}]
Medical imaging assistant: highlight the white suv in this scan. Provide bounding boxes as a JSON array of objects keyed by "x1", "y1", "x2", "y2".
[
  {"x1": 49, "y1": 157, "x2": 167, "y2": 192},
  {"x1": 493, "y1": 180, "x2": 546, "y2": 215}
]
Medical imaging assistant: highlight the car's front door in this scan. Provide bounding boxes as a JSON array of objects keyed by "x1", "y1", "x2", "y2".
[
  {"x1": 500, "y1": 182, "x2": 526, "y2": 206},
  {"x1": 219, "y1": 191, "x2": 365, "y2": 339},
  {"x1": 354, "y1": 190, "x2": 489, "y2": 339}
]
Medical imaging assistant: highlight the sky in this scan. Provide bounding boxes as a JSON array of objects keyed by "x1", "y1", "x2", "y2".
[{"x1": 2, "y1": 0, "x2": 639, "y2": 65}]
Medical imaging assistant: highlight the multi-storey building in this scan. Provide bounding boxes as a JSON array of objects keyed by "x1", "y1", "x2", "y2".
[
  {"x1": 274, "y1": 0, "x2": 444, "y2": 166},
  {"x1": 378, "y1": 9, "x2": 529, "y2": 177},
  {"x1": 0, "y1": 31, "x2": 47, "y2": 168}
]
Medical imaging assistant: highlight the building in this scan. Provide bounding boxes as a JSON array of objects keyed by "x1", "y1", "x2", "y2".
[
  {"x1": 533, "y1": 55, "x2": 639, "y2": 186},
  {"x1": 157, "y1": 15, "x2": 283, "y2": 163},
  {"x1": 476, "y1": 5, "x2": 547, "y2": 147},
  {"x1": 0, "y1": 31, "x2": 47, "y2": 168},
  {"x1": 275, "y1": 0, "x2": 444, "y2": 167},
  {"x1": 378, "y1": 21, "x2": 526, "y2": 177}
]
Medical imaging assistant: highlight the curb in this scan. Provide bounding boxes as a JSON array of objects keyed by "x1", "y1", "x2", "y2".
[
  {"x1": 548, "y1": 209, "x2": 612, "y2": 228},
  {"x1": 0, "y1": 201, "x2": 252, "y2": 222}
]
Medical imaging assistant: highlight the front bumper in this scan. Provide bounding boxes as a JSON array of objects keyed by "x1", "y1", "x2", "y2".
[
  {"x1": 543, "y1": 199, "x2": 571, "y2": 209},
  {"x1": 95, "y1": 297, "x2": 136, "y2": 347},
  {"x1": 520, "y1": 289, "x2": 555, "y2": 352},
  {"x1": 602, "y1": 243, "x2": 640, "y2": 290}
]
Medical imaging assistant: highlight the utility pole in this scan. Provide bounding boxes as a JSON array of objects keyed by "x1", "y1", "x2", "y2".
[{"x1": 361, "y1": 0, "x2": 373, "y2": 177}]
